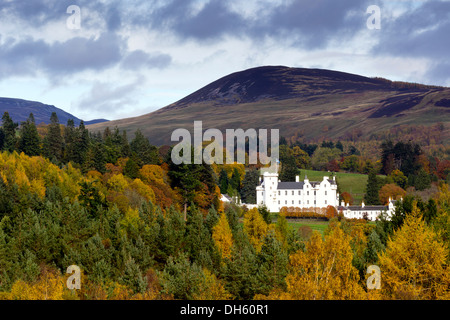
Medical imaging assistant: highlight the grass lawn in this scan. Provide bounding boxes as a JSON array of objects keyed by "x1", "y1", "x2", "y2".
[
  {"x1": 299, "y1": 169, "x2": 386, "y2": 204},
  {"x1": 285, "y1": 218, "x2": 330, "y2": 235}
]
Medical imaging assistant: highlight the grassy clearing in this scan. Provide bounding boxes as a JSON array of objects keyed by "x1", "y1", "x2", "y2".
[
  {"x1": 285, "y1": 218, "x2": 330, "y2": 235},
  {"x1": 299, "y1": 169, "x2": 386, "y2": 204}
]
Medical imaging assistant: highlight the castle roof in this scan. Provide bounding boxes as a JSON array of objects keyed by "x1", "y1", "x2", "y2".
[{"x1": 277, "y1": 182, "x2": 304, "y2": 189}]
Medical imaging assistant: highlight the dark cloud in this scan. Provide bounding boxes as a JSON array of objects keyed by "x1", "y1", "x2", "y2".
[
  {"x1": 0, "y1": 32, "x2": 124, "y2": 78},
  {"x1": 121, "y1": 50, "x2": 172, "y2": 70},
  {"x1": 257, "y1": 0, "x2": 372, "y2": 48},
  {"x1": 372, "y1": 0, "x2": 450, "y2": 84}
]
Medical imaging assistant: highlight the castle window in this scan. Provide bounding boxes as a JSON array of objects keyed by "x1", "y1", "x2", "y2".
[
  {"x1": 292, "y1": 191, "x2": 294, "y2": 195},
  {"x1": 278, "y1": 191, "x2": 280, "y2": 195},
  {"x1": 314, "y1": 191, "x2": 316, "y2": 196},
  {"x1": 325, "y1": 191, "x2": 327, "y2": 195},
  {"x1": 285, "y1": 200, "x2": 287, "y2": 205},
  {"x1": 285, "y1": 191, "x2": 287, "y2": 196},
  {"x1": 299, "y1": 200, "x2": 301, "y2": 204},
  {"x1": 325, "y1": 200, "x2": 327, "y2": 204},
  {"x1": 307, "y1": 200, "x2": 309, "y2": 204},
  {"x1": 298, "y1": 191, "x2": 301, "y2": 195},
  {"x1": 292, "y1": 200, "x2": 294, "y2": 205},
  {"x1": 307, "y1": 191, "x2": 309, "y2": 196},
  {"x1": 278, "y1": 201, "x2": 280, "y2": 204}
]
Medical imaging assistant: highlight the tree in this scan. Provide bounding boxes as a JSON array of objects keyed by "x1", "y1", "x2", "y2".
[
  {"x1": 243, "y1": 208, "x2": 269, "y2": 252},
  {"x1": 18, "y1": 113, "x2": 41, "y2": 156},
  {"x1": 409, "y1": 168, "x2": 432, "y2": 191},
  {"x1": 378, "y1": 184, "x2": 406, "y2": 205},
  {"x1": 365, "y1": 170, "x2": 381, "y2": 205},
  {"x1": 280, "y1": 155, "x2": 298, "y2": 181},
  {"x1": 253, "y1": 231, "x2": 288, "y2": 296},
  {"x1": 2, "y1": 112, "x2": 18, "y2": 152},
  {"x1": 45, "y1": 112, "x2": 63, "y2": 162},
  {"x1": 212, "y1": 212, "x2": 233, "y2": 260},
  {"x1": 266, "y1": 225, "x2": 366, "y2": 300},
  {"x1": 73, "y1": 120, "x2": 90, "y2": 166},
  {"x1": 130, "y1": 130, "x2": 159, "y2": 166},
  {"x1": 218, "y1": 169, "x2": 229, "y2": 194},
  {"x1": 378, "y1": 205, "x2": 450, "y2": 300},
  {"x1": 123, "y1": 158, "x2": 140, "y2": 179}
]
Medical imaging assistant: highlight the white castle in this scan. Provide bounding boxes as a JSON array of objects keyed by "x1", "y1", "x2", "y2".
[{"x1": 254, "y1": 170, "x2": 396, "y2": 221}]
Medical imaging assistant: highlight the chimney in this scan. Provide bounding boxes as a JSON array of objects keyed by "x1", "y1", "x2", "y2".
[
  {"x1": 341, "y1": 201, "x2": 345, "y2": 207},
  {"x1": 361, "y1": 201, "x2": 365, "y2": 208},
  {"x1": 295, "y1": 175, "x2": 300, "y2": 182}
]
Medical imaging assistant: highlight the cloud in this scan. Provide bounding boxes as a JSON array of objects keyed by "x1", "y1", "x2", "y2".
[
  {"x1": 0, "y1": 32, "x2": 124, "y2": 79},
  {"x1": 77, "y1": 76, "x2": 145, "y2": 116},
  {"x1": 121, "y1": 50, "x2": 172, "y2": 70},
  {"x1": 371, "y1": 0, "x2": 450, "y2": 84}
]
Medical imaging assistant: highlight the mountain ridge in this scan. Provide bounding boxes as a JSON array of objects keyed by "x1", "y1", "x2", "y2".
[
  {"x1": 0, "y1": 97, "x2": 109, "y2": 126},
  {"x1": 52, "y1": 66, "x2": 450, "y2": 145}
]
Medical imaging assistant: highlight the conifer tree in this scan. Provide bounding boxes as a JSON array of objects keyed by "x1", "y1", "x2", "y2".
[
  {"x1": 1, "y1": 112, "x2": 18, "y2": 152},
  {"x1": 74, "y1": 120, "x2": 89, "y2": 166},
  {"x1": 365, "y1": 170, "x2": 381, "y2": 205},
  {"x1": 18, "y1": 113, "x2": 41, "y2": 156},
  {"x1": 45, "y1": 112, "x2": 63, "y2": 161},
  {"x1": 240, "y1": 169, "x2": 259, "y2": 204}
]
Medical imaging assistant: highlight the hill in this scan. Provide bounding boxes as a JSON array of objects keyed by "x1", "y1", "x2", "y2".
[
  {"x1": 0, "y1": 97, "x2": 109, "y2": 126},
  {"x1": 86, "y1": 66, "x2": 450, "y2": 145}
]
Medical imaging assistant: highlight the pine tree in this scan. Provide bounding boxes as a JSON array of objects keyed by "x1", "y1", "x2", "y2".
[
  {"x1": 254, "y1": 231, "x2": 288, "y2": 296},
  {"x1": 123, "y1": 158, "x2": 139, "y2": 179},
  {"x1": 218, "y1": 169, "x2": 229, "y2": 194},
  {"x1": 74, "y1": 120, "x2": 90, "y2": 166},
  {"x1": 130, "y1": 130, "x2": 159, "y2": 166},
  {"x1": 1, "y1": 112, "x2": 18, "y2": 152},
  {"x1": 63, "y1": 119, "x2": 76, "y2": 163},
  {"x1": 365, "y1": 170, "x2": 381, "y2": 205},
  {"x1": 45, "y1": 112, "x2": 63, "y2": 162},
  {"x1": 240, "y1": 169, "x2": 259, "y2": 204},
  {"x1": 18, "y1": 113, "x2": 41, "y2": 156},
  {"x1": 280, "y1": 155, "x2": 298, "y2": 181}
]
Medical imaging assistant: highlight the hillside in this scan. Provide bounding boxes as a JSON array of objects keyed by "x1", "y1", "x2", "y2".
[
  {"x1": 0, "y1": 97, "x2": 109, "y2": 126},
  {"x1": 86, "y1": 66, "x2": 450, "y2": 145}
]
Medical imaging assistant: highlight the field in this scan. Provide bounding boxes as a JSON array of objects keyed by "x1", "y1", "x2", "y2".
[
  {"x1": 285, "y1": 218, "x2": 330, "y2": 235},
  {"x1": 299, "y1": 169, "x2": 385, "y2": 204}
]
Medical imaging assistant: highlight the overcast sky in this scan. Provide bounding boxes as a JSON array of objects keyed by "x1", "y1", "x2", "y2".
[{"x1": 0, "y1": 0, "x2": 449, "y2": 121}]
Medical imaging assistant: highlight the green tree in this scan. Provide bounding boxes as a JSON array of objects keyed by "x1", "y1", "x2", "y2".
[
  {"x1": 123, "y1": 158, "x2": 140, "y2": 179},
  {"x1": 240, "y1": 169, "x2": 260, "y2": 204},
  {"x1": 130, "y1": 130, "x2": 159, "y2": 166},
  {"x1": 63, "y1": 119, "x2": 76, "y2": 163},
  {"x1": 1, "y1": 112, "x2": 18, "y2": 152},
  {"x1": 18, "y1": 113, "x2": 41, "y2": 156},
  {"x1": 45, "y1": 112, "x2": 63, "y2": 162},
  {"x1": 280, "y1": 155, "x2": 298, "y2": 181},
  {"x1": 365, "y1": 170, "x2": 381, "y2": 205},
  {"x1": 253, "y1": 231, "x2": 288, "y2": 296},
  {"x1": 218, "y1": 169, "x2": 229, "y2": 194}
]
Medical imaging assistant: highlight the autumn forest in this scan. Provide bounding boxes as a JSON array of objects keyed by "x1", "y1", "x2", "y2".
[{"x1": 0, "y1": 111, "x2": 449, "y2": 301}]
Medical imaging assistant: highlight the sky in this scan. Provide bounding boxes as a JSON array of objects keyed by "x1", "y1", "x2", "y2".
[{"x1": 0, "y1": 0, "x2": 449, "y2": 121}]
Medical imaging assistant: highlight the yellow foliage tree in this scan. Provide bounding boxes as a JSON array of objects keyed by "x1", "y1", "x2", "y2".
[
  {"x1": 139, "y1": 165, "x2": 167, "y2": 186},
  {"x1": 193, "y1": 268, "x2": 232, "y2": 300},
  {"x1": 130, "y1": 178, "x2": 156, "y2": 203},
  {"x1": 378, "y1": 204, "x2": 450, "y2": 300},
  {"x1": 9, "y1": 268, "x2": 69, "y2": 300},
  {"x1": 270, "y1": 225, "x2": 366, "y2": 300},
  {"x1": 107, "y1": 174, "x2": 129, "y2": 192},
  {"x1": 243, "y1": 208, "x2": 268, "y2": 252},
  {"x1": 212, "y1": 213, "x2": 233, "y2": 260}
]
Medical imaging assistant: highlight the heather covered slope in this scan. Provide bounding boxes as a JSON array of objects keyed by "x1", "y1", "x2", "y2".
[{"x1": 87, "y1": 66, "x2": 450, "y2": 145}]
